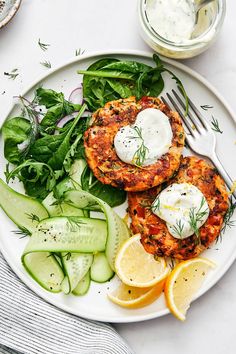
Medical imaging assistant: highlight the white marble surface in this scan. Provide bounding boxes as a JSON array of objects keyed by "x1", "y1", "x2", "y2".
[{"x1": 0, "y1": 0, "x2": 236, "y2": 353}]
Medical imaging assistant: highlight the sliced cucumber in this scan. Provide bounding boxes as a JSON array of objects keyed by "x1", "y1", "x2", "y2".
[
  {"x1": 72, "y1": 270, "x2": 91, "y2": 296},
  {"x1": 22, "y1": 252, "x2": 64, "y2": 292},
  {"x1": 61, "y1": 253, "x2": 93, "y2": 293},
  {"x1": 0, "y1": 178, "x2": 48, "y2": 233},
  {"x1": 90, "y1": 253, "x2": 114, "y2": 283},
  {"x1": 23, "y1": 216, "x2": 107, "y2": 255},
  {"x1": 64, "y1": 190, "x2": 130, "y2": 270},
  {"x1": 42, "y1": 191, "x2": 84, "y2": 217},
  {"x1": 69, "y1": 159, "x2": 87, "y2": 186},
  {"x1": 54, "y1": 177, "x2": 78, "y2": 198}
]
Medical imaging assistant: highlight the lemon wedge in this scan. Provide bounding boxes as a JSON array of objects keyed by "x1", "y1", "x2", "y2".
[
  {"x1": 115, "y1": 234, "x2": 169, "y2": 288},
  {"x1": 108, "y1": 280, "x2": 165, "y2": 309},
  {"x1": 165, "y1": 257, "x2": 216, "y2": 321}
]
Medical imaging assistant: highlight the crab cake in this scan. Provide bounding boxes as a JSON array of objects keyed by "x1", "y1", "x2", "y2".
[
  {"x1": 84, "y1": 96, "x2": 185, "y2": 192},
  {"x1": 128, "y1": 156, "x2": 229, "y2": 260}
]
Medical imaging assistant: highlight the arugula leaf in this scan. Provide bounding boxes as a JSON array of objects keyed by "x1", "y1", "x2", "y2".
[
  {"x1": 2, "y1": 117, "x2": 31, "y2": 164},
  {"x1": 35, "y1": 88, "x2": 81, "y2": 132},
  {"x1": 81, "y1": 165, "x2": 126, "y2": 207}
]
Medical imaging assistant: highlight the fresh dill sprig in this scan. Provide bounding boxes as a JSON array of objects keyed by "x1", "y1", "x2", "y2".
[
  {"x1": 40, "y1": 60, "x2": 52, "y2": 69},
  {"x1": 151, "y1": 198, "x2": 160, "y2": 213},
  {"x1": 200, "y1": 104, "x2": 213, "y2": 111},
  {"x1": 189, "y1": 197, "x2": 208, "y2": 243},
  {"x1": 12, "y1": 227, "x2": 31, "y2": 238},
  {"x1": 221, "y1": 197, "x2": 236, "y2": 234},
  {"x1": 75, "y1": 48, "x2": 85, "y2": 56},
  {"x1": 67, "y1": 218, "x2": 85, "y2": 232},
  {"x1": 38, "y1": 38, "x2": 50, "y2": 51},
  {"x1": 25, "y1": 213, "x2": 40, "y2": 223},
  {"x1": 4, "y1": 68, "x2": 19, "y2": 80},
  {"x1": 63, "y1": 252, "x2": 72, "y2": 261},
  {"x1": 211, "y1": 116, "x2": 223, "y2": 134},
  {"x1": 169, "y1": 219, "x2": 185, "y2": 239},
  {"x1": 129, "y1": 126, "x2": 149, "y2": 167}
]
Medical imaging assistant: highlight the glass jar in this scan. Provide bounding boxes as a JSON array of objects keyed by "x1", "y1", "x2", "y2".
[{"x1": 138, "y1": 0, "x2": 226, "y2": 59}]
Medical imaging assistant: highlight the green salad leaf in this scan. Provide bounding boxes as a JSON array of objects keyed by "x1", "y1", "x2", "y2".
[
  {"x1": 81, "y1": 165, "x2": 126, "y2": 207},
  {"x1": 78, "y1": 54, "x2": 187, "y2": 112},
  {"x1": 35, "y1": 88, "x2": 81, "y2": 132},
  {"x1": 2, "y1": 117, "x2": 31, "y2": 164},
  {"x1": 30, "y1": 104, "x2": 86, "y2": 170}
]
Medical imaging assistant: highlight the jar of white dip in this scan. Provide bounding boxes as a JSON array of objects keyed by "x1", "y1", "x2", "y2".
[{"x1": 138, "y1": 0, "x2": 226, "y2": 59}]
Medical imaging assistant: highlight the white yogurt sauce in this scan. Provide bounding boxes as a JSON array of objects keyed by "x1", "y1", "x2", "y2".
[
  {"x1": 152, "y1": 183, "x2": 209, "y2": 239},
  {"x1": 114, "y1": 108, "x2": 173, "y2": 167},
  {"x1": 146, "y1": 0, "x2": 196, "y2": 43}
]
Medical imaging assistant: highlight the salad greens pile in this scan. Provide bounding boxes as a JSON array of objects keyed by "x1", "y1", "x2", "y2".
[
  {"x1": 2, "y1": 88, "x2": 126, "y2": 205},
  {"x1": 78, "y1": 54, "x2": 188, "y2": 112}
]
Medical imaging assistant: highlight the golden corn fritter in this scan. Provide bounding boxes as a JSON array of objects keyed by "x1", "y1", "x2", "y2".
[
  {"x1": 128, "y1": 156, "x2": 229, "y2": 260},
  {"x1": 84, "y1": 96, "x2": 185, "y2": 192}
]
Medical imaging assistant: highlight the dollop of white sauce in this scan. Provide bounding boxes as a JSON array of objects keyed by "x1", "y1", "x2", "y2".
[
  {"x1": 146, "y1": 0, "x2": 196, "y2": 43},
  {"x1": 152, "y1": 183, "x2": 209, "y2": 239},
  {"x1": 114, "y1": 108, "x2": 173, "y2": 167}
]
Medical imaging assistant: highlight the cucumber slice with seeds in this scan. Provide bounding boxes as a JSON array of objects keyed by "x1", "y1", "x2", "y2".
[
  {"x1": 64, "y1": 190, "x2": 130, "y2": 270},
  {"x1": 0, "y1": 178, "x2": 48, "y2": 233},
  {"x1": 61, "y1": 253, "x2": 93, "y2": 293},
  {"x1": 23, "y1": 216, "x2": 107, "y2": 255},
  {"x1": 91, "y1": 253, "x2": 114, "y2": 283},
  {"x1": 72, "y1": 270, "x2": 91, "y2": 296},
  {"x1": 22, "y1": 252, "x2": 64, "y2": 292},
  {"x1": 42, "y1": 191, "x2": 85, "y2": 217}
]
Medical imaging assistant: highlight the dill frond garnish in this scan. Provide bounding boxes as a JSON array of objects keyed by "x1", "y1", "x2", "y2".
[
  {"x1": 169, "y1": 219, "x2": 185, "y2": 239},
  {"x1": 200, "y1": 104, "x2": 213, "y2": 111},
  {"x1": 40, "y1": 60, "x2": 52, "y2": 69},
  {"x1": 38, "y1": 39, "x2": 50, "y2": 51},
  {"x1": 211, "y1": 116, "x2": 223, "y2": 134},
  {"x1": 129, "y1": 126, "x2": 149, "y2": 167},
  {"x1": 4, "y1": 68, "x2": 19, "y2": 80},
  {"x1": 75, "y1": 48, "x2": 85, "y2": 56},
  {"x1": 189, "y1": 197, "x2": 209, "y2": 244}
]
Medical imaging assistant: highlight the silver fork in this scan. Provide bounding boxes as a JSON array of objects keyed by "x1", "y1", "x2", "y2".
[{"x1": 161, "y1": 89, "x2": 236, "y2": 199}]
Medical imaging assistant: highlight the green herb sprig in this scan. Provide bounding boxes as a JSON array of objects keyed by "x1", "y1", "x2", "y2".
[
  {"x1": 189, "y1": 197, "x2": 209, "y2": 243},
  {"x1": 170, "y1": 219, "x2": 185, "y2": 239},
  {"x1": 75, "y1": 48, "x2": 85, "y2": 56},
  {"x1": 40, "y1": 61, "x2": 52, "y2": 69},
  {"x1": 38, "y1": 39, "x2": 50, "y2": 51},
  {"x1": 4, "y1": 68, "x2": 19, "y2": 80},
  {"x1": 211, "y1": 116, "x2": 223, "y2": 134},
  {"x1": 129, "y1": 126, "x2": 149, "y2": 167},
  {"x1": 200, "y1": 104, "x2": 213, "y2": 111}
]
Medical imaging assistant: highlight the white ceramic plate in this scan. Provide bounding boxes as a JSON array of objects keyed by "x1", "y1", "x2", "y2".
[{"x1": 0, "y1": 50, "x2": 236, "y2": 323}]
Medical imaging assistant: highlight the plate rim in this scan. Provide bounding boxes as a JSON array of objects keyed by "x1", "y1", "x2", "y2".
[{"x1": 0, "y1": 49, "x2": 236, "y2": 323}]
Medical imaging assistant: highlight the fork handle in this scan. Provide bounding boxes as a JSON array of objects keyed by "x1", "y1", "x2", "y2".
[{"x1": 210, "y1": 153, "x2": 236, "y2": 200}]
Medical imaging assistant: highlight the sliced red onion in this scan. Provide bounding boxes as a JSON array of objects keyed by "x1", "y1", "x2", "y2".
[
  {"x1": 17, "y1": 139, "x2": 30, "y2": 152},
  {"x1": 68, "y1": 87, "x2": 83, "y2": 105},
  {"x1": 56, "y1": 112, "x2": 78, "y2": 129}
]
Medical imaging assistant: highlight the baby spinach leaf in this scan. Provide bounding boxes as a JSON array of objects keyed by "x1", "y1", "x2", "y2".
[
  {"x1": 30, "y1": 104, "x2": 87, "y2": 170},
  {"x1": 2, "y1": 117, "x2": 31, "y2": 164},
  {"x1": 79, "y1": 54, "x2": 188, "y2": 112},
  {"x1": 102, "y1": 60, "x2": 151, "y2": 74},
  {"x1": 35, "y1": 88, "x2": 81, "y2": 132},
  {"x1": 80, "y1": 58, "x2": 119, "y2": 111},
  {"x1": 81, "y1": 165, "x2": 126, "y2": 207}
]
